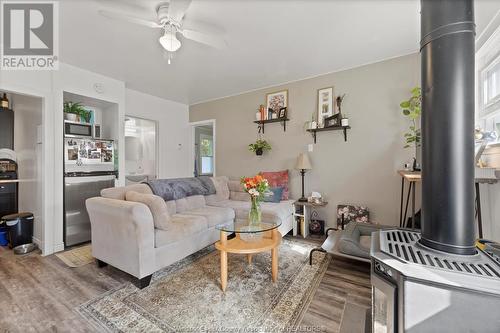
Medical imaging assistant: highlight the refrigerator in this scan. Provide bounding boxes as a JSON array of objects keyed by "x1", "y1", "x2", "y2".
[{"x1": 64, "y1": 138, "x2": 117, "y2": 246}]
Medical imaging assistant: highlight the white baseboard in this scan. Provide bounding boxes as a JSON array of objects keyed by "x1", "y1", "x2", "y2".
[
  {"x1": 53, "y1": 242, "x2": 65, "y2": 253},
  {"x1": 32, "y1": 236, "x2": 44, "y2": 254}
]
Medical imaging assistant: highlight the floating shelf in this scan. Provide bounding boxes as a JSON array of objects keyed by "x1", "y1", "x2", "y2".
[
  {"x1": 253, "y1": 118, "x2": 289, "y2": 133},
  {"x1": 307, "y1": 126, "x2": 351, "y2": 143}
]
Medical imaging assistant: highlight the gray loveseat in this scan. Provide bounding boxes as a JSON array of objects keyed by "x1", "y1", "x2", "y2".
[{"x1": 86, "y1": 176, "x2": 295, "y2": 288}]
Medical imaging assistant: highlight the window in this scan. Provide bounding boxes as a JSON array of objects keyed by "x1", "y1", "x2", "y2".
[
  {"x1": 200, "y1": 134, "x2": 213, "y2": 175},
  {"x1": 481, "y1": 58, "x2": 500, "y2": 112}
]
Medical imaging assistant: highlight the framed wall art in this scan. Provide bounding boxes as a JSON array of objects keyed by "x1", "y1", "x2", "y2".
[
  {"x1": 317, "y1": 87, "x2": 335, "y2": 127},
  {"x1": 266, "y1": 90, "x2": 288, "y2": 117}
]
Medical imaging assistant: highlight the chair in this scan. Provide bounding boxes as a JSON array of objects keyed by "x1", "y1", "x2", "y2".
[{"x1": 309, "y1": 205, "x2": 386, "y2": 264}]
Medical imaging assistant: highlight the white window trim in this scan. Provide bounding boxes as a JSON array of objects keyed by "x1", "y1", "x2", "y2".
[{"x1": 477, "y1": 17, "x2": 500, "y2": 120}]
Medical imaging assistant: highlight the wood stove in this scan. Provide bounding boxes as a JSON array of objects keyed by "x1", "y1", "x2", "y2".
[{"x1": 371, "y1": 1, "x2": 500, "y2": 332}]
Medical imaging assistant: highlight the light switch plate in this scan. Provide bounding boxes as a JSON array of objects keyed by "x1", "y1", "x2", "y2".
[{"x1": 308, "y1": 144, "x2": 314, "y2": 152}]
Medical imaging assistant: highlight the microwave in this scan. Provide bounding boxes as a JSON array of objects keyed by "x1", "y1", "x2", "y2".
[{"x1": 64, "y1": 121, "x2": 101, "y2": 139}]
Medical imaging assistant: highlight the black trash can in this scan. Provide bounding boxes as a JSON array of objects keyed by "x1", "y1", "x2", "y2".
[{"x1": 1, "y1": 212, "x2": 34, "y2": 248}]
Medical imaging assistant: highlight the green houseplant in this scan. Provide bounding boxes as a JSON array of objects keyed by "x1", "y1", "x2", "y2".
[
  {"x1": 248, "y1": 139, "x2": 272, "y2": 156},
  {"x1": 64, "y1": 102, "x2": 91, "y2": 123},
  {"x1": 400, "y1": 87, "x2": 422, "y2": 169}
]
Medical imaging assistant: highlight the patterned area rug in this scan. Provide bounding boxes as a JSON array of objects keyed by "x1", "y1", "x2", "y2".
[
  {"x1": 55, "y1": 244, "x2": 93, "y2": 268},
  {"x1": 77, "y1": 239, "x2": 330, "y2": 332}
]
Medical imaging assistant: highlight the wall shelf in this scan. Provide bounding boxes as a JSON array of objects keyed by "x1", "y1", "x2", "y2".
[
  {"x1": 254, "y1": 118, "x2": 289, "y2": 134},
  {"x1": 307, "y1": 126, "x2": 351, "y2": 143}
]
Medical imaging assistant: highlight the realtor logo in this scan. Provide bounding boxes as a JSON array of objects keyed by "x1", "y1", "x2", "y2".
[{"x1": 1, "y1": 1, "x2": 59, "y2": 70}]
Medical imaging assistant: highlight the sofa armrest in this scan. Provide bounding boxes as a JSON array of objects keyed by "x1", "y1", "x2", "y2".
[{"x1": 86, "y1": 197, "x2": 155, "y2": 279}]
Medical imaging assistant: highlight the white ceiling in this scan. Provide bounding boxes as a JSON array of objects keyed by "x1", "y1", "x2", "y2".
[{"x1": 60, "y1": 0, "x2": 500, "y2": 105}]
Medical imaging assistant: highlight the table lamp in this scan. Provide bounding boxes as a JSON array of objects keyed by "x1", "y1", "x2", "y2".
[{"x1": 295, "y1": 152, "x2": 312, "y2": 202}]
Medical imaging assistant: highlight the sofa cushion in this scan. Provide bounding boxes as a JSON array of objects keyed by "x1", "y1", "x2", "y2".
[
  {"x1": 125, "y1": 191, "x2": 171, "y2": 230},
  {"x1": 175, "y1": 195, "x2": 206, "y2": 213},
  {"x1": 209, "y1": 200, "x2": 294, "y2": 224},
  {"x1": 154, "y1": 214, "x2": 208, "y2": 247},
  {"x1": 227, "y1": 180, "x2": 250, "y2": 202},
  {"x1": 260, "y1": 170, "x2": 289, "y2": 200},
  {"x1": 101, "y1": 184, "x2": 152, "y2": 200},
  {"x1": 205, "y1": 176, "x2": 230, "y2": 205},
  {"x1": 263, "y1": 187, "x2": 284, "y2": 203},
  {"x1": 185, "y1": 206, "x2": 235, "y2": 227}
]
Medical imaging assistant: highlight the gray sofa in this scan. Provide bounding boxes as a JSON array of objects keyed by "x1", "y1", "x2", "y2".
[{"x1": 86, "y1": 176, "x2": 295, "y2": 288}]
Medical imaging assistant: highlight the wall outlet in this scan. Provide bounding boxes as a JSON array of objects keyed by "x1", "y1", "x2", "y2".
[{"x1": 308, "y1": 144, "x2": 314, "y2": 152}]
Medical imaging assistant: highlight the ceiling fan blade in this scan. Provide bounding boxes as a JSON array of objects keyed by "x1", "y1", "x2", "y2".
[
  {"x1": 182, "y1": 18, "x2": 226, "y2": 36},
  {"x1": 180, "y1": 29, "x2": 227, "y2": 49},
  {"x1": 99, "y1": 10, "x2": 161, "y2": 28},
  {"x1": 168, "y1": 0, "x2": 192, "y2": 22}
]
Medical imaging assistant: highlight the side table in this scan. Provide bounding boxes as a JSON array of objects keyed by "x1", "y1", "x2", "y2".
[{"x1": 293, "y1": 200, "x2": 328, "y2": 238}]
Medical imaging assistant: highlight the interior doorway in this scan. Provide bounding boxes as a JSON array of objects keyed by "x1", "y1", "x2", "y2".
[
  {"x1": 124, "y1": 116, "x2": 158, "y2": 184},
  {"x1": 190, "y1": 120, "x2": 216, "y2": 177}
]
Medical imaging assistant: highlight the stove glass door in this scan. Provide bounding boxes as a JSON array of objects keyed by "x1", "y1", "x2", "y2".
[{"x1": 372, "y1": 273, "x2": 396, "y2": 333}]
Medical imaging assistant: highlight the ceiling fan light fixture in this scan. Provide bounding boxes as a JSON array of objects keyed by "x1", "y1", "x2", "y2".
[{"x1": 159, "y1": 31, "x2": 181, "y2": 52}]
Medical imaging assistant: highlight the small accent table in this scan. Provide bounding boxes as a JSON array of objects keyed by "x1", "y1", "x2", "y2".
[
  {"x1": 215, "y1": 220, "x2": 282, "y2": 292},
  {"x1": 398, "y1": 170, "x2": 421, "y2": 229},
  {"x1": 293, "y1": 201, "x2": 328, "y2": 237}
]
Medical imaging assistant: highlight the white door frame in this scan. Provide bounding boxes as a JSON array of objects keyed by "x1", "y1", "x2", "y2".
[
  {"x1": 124, "y1": 115, "x2": 159, "y2": 180},
  {"x1": 189, "y1": 119, "x2": 216, "y2": 177}
]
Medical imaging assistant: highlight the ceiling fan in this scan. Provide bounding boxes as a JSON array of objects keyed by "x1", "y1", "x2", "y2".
[{"x1": 99, "y1": 0, "x2": 226, "y2": 63}]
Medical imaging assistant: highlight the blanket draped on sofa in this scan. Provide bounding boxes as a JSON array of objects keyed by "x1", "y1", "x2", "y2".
[{"x1": 146, "y1": 177, "x2": 216, "y2": 201}]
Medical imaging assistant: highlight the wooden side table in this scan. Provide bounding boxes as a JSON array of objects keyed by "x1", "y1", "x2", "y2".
[
  {"x1": 398, "y1": 170, "x2": 421, "y2": 229},
  {"x1": 293, "y1": 201, "x2": 328, "y2": 238}
]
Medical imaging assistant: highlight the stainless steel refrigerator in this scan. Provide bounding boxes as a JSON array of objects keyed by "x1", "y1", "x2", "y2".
[{"x1": 64, "y1": 138, "x2": 116, "y2": 246}]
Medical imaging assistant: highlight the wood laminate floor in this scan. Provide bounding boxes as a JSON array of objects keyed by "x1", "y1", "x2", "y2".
[{"x1": 0, "y1": 237, "x2": 371, "y2": 333}]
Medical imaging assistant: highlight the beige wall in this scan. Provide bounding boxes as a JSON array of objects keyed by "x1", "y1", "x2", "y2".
[{"x1": 190, "y1": 53, "x2": 420, "y2": 227}]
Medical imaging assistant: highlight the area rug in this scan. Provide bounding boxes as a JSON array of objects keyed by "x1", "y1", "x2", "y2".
[
  {"x1": 77, "y1": 239, "x2": 330, "y2": 332},
  {"x1": 55, "y1": 244, "x2": 93, "y2": 268}
]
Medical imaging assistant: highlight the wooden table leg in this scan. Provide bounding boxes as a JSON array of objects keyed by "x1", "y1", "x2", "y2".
[
  {"x1": 247, "y1": 254, "x2": 253, "y2": 264},
  {"x1": 221, "y1": 251, "x2": 227, "y2": 291},
  {"x1": 220, "y1": 231, "x2": 228, "y2": 292},
  {"x1": 271, "y1": 229, "x2": 279, "y2": 282}
]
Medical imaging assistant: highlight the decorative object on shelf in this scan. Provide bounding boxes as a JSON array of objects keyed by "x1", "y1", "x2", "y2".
[
  {"x1": 295, "y1": 152, "x2": 312, "y2": 202},
  {"x1": 64, "y1": 102, "x2": 87, "y2": 122},
  {"x1": 324, "y1": 113, "x2": 340, "y2": 127},
  {"x1": 248, "y1": 139, "x2": 271, "y2": 156},
  {"x1": 341, "y1": 115, "x2": 349, "y2": 127},
  {"x1": 317, "y1": 87, "x2": 335, "y2": 128},
  {"x1": 240, "y1": 175, "x2": 271, "y2": 241},
  {"x1": 336, "y1": 94, "x2": 346, "y2": 114},
  {"x1": 1, "y1": 93, "x2": 9, "y2": 109},
  {"x1": 266, "y1": 90, "x2": 288, "y2": 116},
  {"x1": 255, "y1": 111, "x2": 261, "y2": 121},
  {"x1": 259, "y1": 104, "x2": 266, "y2": 120},
  {"x1": 278, "y1": 107, "x2": 287, "y2": 119},
  {"x1": 400, "y1": 87, "x2": 422, "y2": 171},
  {"x1": 267, "y1": 108, "x2": 275, "y2": 120}
]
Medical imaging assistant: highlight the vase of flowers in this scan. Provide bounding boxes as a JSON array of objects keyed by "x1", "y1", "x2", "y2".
[{"x1": 240, "y1": 175, "x2": 270, "y2": 241}]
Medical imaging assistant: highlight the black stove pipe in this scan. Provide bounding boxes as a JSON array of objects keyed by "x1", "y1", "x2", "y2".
[{"x1": 419, "y1": 0, "x2": 477, "y2": 255}]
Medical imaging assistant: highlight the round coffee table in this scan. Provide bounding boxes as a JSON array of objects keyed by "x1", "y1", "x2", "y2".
[{"x1": 215, "y1": 220, "x2": 282, "y2": 292}]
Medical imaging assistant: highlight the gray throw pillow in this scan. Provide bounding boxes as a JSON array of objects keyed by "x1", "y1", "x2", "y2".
[{"x1": 125, "y1": 191, "x2": 171, "y2": 230}]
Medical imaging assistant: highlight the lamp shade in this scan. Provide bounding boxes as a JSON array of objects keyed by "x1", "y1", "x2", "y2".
[{"x1": 295, "y1": 152, "x2": 312, "y2": 170}]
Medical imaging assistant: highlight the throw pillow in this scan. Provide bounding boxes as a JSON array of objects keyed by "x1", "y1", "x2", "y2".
[
  {"x1": 125, "y1": 191, "x2": 171, "y2": 230},
  {"x1": 263, "y1": 187, "x2": 284, "y2": 203},
  {"x1": 260, "y1": 170, "x2": 289, "y2": 200}
]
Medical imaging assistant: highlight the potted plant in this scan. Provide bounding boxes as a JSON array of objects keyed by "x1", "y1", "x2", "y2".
[
  {"x1": 400, "y1": 87, "x2": 422, "y2": 170},
  {"x1": 248, "y1": 139, "x2": 272, "y2": 156},
  {"x1": 64, "y1": 102, "x2": 87, "y2": 122}
]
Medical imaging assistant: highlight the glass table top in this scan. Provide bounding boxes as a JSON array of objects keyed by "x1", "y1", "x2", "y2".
[{"x1": 216, "y1": 220, "x2": 282, "y2": 233}]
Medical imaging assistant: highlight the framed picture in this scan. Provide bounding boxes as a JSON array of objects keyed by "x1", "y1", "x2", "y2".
[
  {"x1": 279, "y1": 107, "x2": 287, "y2": 119},
  {"x1": 324, "y1": 113, "x2": 341, "y2": 127},
  {"x1": 317, "y1": 87, "x2": 335, "y2": 127},
  {"x1": 266, "y1": 90, "x2": 288, "y2": 118}
]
